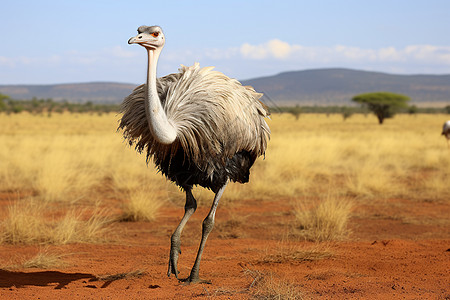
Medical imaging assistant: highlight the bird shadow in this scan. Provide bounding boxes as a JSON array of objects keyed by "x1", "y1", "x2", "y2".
[{"x1": 0, "y1": 269, "x2": 96, "y2": 289}]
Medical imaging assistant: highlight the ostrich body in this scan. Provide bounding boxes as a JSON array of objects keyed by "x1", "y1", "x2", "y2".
[
  {"x1": 442, "y1": 120, "x2": 450, "y2": 147},
  {"x1": 118, "y1": 25, "x2": 270, "y2": 284},
  {"x1": 442, "y1": 120, "x2": 450, "y2": 139}
]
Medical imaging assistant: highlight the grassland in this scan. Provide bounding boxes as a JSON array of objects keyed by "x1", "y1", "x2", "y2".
[
  {"x1": 0, "y1": 112, "x2": 448, "y2": 245},
  {"x1": 3, "y1": 112, "x2": 449, "y2": 202},
  {"x1": 0, "y1": 112, "x2": 449, "y2": 298},
  {"x1": 1, "y1": 112, "x2": 449, "y2": 218}
]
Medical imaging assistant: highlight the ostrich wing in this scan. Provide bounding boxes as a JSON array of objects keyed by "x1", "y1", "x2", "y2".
[{"x1": 119, "y1": 63, "x2": 270, "y2": 176}]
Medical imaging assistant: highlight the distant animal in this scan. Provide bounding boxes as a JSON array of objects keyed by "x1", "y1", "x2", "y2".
[
  {"x1": 442, "y1": 120, "x2": 450, "y2": 146},
  {"x1": 118, "y1": 25, "x2": 270, "y2": 284}
]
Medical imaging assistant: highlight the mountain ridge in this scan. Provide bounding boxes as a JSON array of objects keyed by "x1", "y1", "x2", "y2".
[
  {"x1": 1, "y1": 68, "x2": 449, "y2": 106},
  {"x1": 241, "y1": 68, "x2": 450, "y2": 105}
]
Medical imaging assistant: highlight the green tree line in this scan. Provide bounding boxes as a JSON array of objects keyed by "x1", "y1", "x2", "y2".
[
  {"x1": 276, "y1": 104, "x2": 449, "y2": 117},
  {"x1": 1, "y1": 92, "x2": 449, "y2": 118},
  {"x1": 0, "y1": 93, "x2": 119, "y2": 115}
]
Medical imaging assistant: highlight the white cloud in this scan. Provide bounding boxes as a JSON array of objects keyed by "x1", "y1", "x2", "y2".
[
  {"x1": 237, "y1": 40, "x2": 450, "y2": 67},
  {"x1": 240, "y1": 39, "x2": 293, "y2": 59},
  {"x1": 333, "y1": 45, "x2": 377, "y2": 61},
  {"x1": 2, "y1": 41, "x2": 450, "y2": 84},
  {"x1": 0, "y1": 56, "x2": 15, "y2": 68},
  {"x1": 240, "y1": 42, "x2": 268, "y2": 59},
  {"x1": 268, "y1": 39, "x2": 292, "y2": 59},
  {"x1": 378, "y1": 47, "x2": 403, "y2": 61},
  {"x1": 404, "y1": 45, "x2": 450, "y2": 64}
]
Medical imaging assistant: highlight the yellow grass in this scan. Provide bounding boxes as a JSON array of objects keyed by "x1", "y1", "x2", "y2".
[
  {"x1": 244, "y1": 267, "x2": 304, "y2": 299},
  {"x1": 20, "y1": 248, "x2": 68, "y2": 269},
  {"x1": 260, "y1": 240, "x2": 333, "y2": 263},
  {"x1": 3, "y1": 247, "x2": 69, "y2": 270},
  {"x1": 294, "y1": 196, "x2": 353, "y2": 241},
  {"x1": 246, "y1": 113, "x2": 450, "y2": 202},
  {"x1": 0, "y1": 199, "x2": 112, "y2": 245},
  {"x1": 0, "y1": 112, "x2": 449, "y2": 210},
  {"x1": 120, "y1": 188, "x2": 165, "y2": 221}
]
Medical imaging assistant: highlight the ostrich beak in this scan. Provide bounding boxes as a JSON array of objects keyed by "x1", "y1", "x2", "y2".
[
  {"x1": 128, "y1": 33, "x2": 149, "y2": 45},
  {"x1": 128, "y1": 34, "x2": 159, "y2": 50},
  {"x1": 128, "y1": 36, "x2": 139, "y2": 44}
]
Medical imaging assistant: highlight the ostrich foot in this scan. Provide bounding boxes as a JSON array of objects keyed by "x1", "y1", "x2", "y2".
[
  {"x1": 180, "y1": 275, "x2": 211, "y2": 285},
  {"x1": 167, "y1": 244, "x2": 181, "y2": 278}
]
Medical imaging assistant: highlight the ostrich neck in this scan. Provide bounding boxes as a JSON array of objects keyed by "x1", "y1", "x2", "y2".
[{"x1": 145, "y1": 49, "x2": 177, "y2": 144}]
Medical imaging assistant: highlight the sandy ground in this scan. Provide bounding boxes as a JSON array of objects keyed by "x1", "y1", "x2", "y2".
[{"x1": 0, "y1": 196, "x2": 449, "y2": 299}]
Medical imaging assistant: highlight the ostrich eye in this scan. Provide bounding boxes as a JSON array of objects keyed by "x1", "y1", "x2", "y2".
[{"x1": 151, "y1": 32, "x2": 160, "y2": 38}]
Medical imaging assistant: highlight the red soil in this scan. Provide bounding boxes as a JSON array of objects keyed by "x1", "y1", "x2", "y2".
[{"x1": 0, "y1": 196, "x2": 449, "y2": 299}]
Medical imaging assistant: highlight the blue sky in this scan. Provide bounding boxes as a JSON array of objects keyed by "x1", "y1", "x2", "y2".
[{"x1": 1, "y1": 0, "x2": 450, "y2": 84}]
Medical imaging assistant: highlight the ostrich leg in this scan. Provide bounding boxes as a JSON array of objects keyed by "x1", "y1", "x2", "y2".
[
  {"x1": 182, "y1": 181, "x2": 228, "y2": 284},
  {"x1": 168, "y1": 187, "x2": 197, "y2": 279}
]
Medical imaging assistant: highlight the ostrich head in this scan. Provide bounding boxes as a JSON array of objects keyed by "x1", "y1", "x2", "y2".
[{"x1": 128, "y1": 25, "x2": 165, "y2": 50}]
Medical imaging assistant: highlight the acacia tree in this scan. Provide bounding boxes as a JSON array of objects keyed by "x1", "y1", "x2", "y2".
[{"x1": 352, "y1": 92, "x2": 410, "y2": 124}]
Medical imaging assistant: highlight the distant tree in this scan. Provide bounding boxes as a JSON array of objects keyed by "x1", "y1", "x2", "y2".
[
  {"x1": 352, "y1": 92, "x2": 410, "y2": 124},
  {"x1": 11, "y1": 101, "x2": 24, "y2": 114},
  {"x1": 340, "y1": 106, "x2": 354, "y2": 121},
  {"x1": 445, "y1": 105, "x2": 450, "y2": 114},
  {"x1": 288, "y1": 105, "x2": 302, "y2": 120},
  {"x1": 0, "y1": 93, "x2": 9, "y2": 112},
  {"x1": 408, "y1": 105, "x2": 418, "y2": 115}
]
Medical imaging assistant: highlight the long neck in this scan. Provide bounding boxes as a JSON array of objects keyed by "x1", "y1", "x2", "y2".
[{"x1": 145, "y1": 49, "x2": 177, "y2": 144}]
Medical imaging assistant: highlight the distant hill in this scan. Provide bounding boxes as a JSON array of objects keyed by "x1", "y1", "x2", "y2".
[
  {"x1": 242, "y1": 68, "x2": 450, "y2": 106},
  {"x1": 0, "y1": 82, "x2": 137, "y2": 104},
  {"x1": 1, "y1": 68, "x2": 450, "y2": 106}
]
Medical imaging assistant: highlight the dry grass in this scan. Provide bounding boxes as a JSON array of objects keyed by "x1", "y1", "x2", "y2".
[
  {"x1": 0, "y1": 112, "x2": 448, "y2": 232},
  {"x1": 0, "y1": 199, "x2": 113, "y2": 245},
  {"x1": 3, "y1": 247, "x2": 69, "y2": 270},
  {"x1": 20, "y1": 248, "x2": 68, "y2": 269},
  {"x1": 294, "y1": 196, "x2": 353, "y2": 241},
  {"x1": 0, "y1": 113, "x2": 139, "y2": 202},
  {"x1": 245, "y1": 113, "x2": 450, "y2": 202},
  {"x1": 215, "y1": 212, "x2": 249, "y2": 239},
  {"x1": 244, "y1": 267, "x2": 304, "y2": 299},
  {"x1": 259, "y1": 241, "x2": 333, "y2": 264},
  {"x1": 120, "y1": 188, "x2": 165, "y2": 221},
  {"x1": 92, "y1": 270, "x2": 146, "y2": 282}
]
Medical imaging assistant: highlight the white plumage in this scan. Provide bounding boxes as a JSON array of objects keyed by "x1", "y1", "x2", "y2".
[{"x1": 120, "y1": 63, "x2": 269, "y2": 176}]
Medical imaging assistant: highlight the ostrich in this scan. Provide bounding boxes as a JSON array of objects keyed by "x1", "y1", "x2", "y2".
[
  {"x1": 442, "y1": 120, "x2": 450, "y2": 146},
  {"x1": 118, "y1": 25, "x2": 270, "y2": 284}
]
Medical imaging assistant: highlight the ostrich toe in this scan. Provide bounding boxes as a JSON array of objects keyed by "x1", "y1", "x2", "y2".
[
  {"x1": 180, "y1": 274, "x2": 211, "y2": 285},
  {"x1": 167, "y1": 242, "x2": 181, "y2": 278}
]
